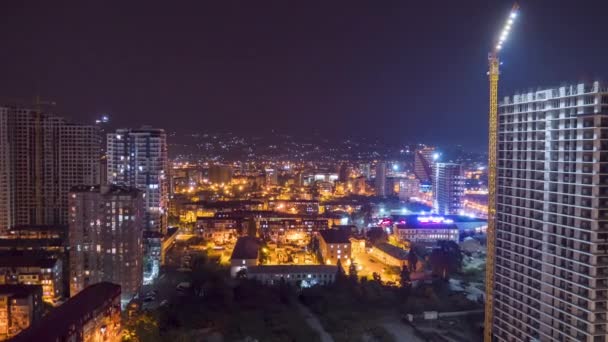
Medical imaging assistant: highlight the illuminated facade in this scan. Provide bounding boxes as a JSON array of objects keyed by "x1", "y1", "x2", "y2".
[
  {"x1": 107, "y1": 127, "x2": 168, "y2": 283},
  {"x1": 318, "y1": 229, "x2": 351, "y2": 265},
  {"x1": 247, "y1": 265, "x2": 337, "y2": 286},
  {"x1": 393, "y1": 216, "x2": 459, "y2": 244},
  {"x1": 369, "y1": 243, "x2": 409, "y2": 268},
  {"x1": 12, "y1": 282, "x2": 121, "y2": 342},
  {"x1": 493, "y1": 82, "x2": 608, "y2": 341},
  {"x1": 0, "y1": 285, "x2": 42, "y2": 341},
  {"x1": 434, "y1": 163, "x2": 465, "y2": 215},
  {"x1": 414, "y1": 146, "x2": 435, "y2": 182},
  {"x1": 68, "y1": 185, "x2": 144, "y2": 304},
  {"x1": 0, "y1": 257, "x2": 63, "y2": 304}
]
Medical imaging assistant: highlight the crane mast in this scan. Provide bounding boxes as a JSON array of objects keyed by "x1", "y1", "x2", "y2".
[{"x1": 484, "y1": 4, "x2": 519, "y2": 342}]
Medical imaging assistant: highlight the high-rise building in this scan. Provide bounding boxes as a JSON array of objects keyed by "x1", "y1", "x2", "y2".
[
  {"x1": 414, "y1": 146, "x2": 435, "y2": 182},
  {"x1": 0, "y1": 105, "x2": 100, "y2": 234},
  {"x1": 375, "y1": 162, "x2": 387, "y2": 197},
  {"x1": 107, "y1": 127, "x2": 168, "y2": 234},
  {"x1": 433, "y1": 163, "x2": 464, "y2": 215},
  {"x1": 68, "y1": 185, "x2": 143, "y2": 304},
  {"x1": 491, "y1": 82, "x2": 608, "y2": 341},
  {"x1": 0, "y1": 108, "x2": 10, "y2": 232},
  {"x1": 106, "y1": 127, "x2": 168, "y2": 283}
]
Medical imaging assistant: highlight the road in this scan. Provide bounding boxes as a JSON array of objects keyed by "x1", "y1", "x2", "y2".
[
  {"x1": 140, "y1": 240, "x2": 193, "y2": 309},
  {"x1": 380, "y1": 317, "x2": 425, "y2": 342},
  {"x1": 295, "y1": 301, "x2": 334, "y2": 342}
]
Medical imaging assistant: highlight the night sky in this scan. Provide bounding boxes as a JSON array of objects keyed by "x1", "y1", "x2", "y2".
[{"x1": 1, "y1": 1, "x2": 607, "y2": 151}]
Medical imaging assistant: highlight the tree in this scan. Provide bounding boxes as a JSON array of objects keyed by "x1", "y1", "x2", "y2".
[
  {"x1": 236, "y1": 268, "x2": 247, "y2": 279},
  {"x1": 399, "y1": 265, "x2": 411, "y2": 289},
  {"x1": 399, "y1": 265, "x2": 412, "y2": 303},
  {"x1": 122, "y1": 313, "x2": 161, "y2": 342},
  {"x1": 348, "y1": 262, "x2": 358, "y2": 284},
  {"x1": 372, "y1": 272, "x2": 382, "y2": 284},
  {"x1": 408, "y1": 251, "x2": 419, "y2": 272},
  {"x1": 429, "y1": 240, "x2": 463, "y2": 280},
  {"x1": 335, "y1": 259, "x2": 347, "y2": 285}
]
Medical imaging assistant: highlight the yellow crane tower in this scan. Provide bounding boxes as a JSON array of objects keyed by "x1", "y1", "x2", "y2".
[{"x1": 484, "y1": 4, "x2": 519, "y2": 342}]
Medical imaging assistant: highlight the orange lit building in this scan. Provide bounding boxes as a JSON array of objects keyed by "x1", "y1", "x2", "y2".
[{"x1": 12, "y1": 282, "x2": 121, "y2": 342}]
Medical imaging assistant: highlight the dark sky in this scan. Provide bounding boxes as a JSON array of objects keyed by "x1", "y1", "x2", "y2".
[{"x1": 1, "y1": 1, "x2": 607, "y2": 151}]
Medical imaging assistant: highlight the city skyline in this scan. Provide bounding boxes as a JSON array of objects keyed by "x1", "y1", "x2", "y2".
[
  {"x1": 1, "y1": 1, "x2": 607, "y2": 150},
  {"x1": 2, "y1": 2, "x2": 608, "y2": 341}
]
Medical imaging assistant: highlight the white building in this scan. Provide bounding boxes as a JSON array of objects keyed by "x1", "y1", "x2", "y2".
[
  {"x1": 393, "y1": 216, "x2": 459, "y2": 243},
  {"x1": 434, "y1": 163, "x2": 465, "y2": 215},
  {"x1": 375, "y1": 162, "x2": 387, "y2": 197},
  {"x1": 68, "y1": 185, "x2": 144, "y2": 304},
  {"x1": 492, "y1": 81, "x2": 608, "y2": 341},
  {"x1": 247, "y1": 265, "x2": 337, "y2": 287}
]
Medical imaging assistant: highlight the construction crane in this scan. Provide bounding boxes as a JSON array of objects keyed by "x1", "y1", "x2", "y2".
[{"x1": 484, "y1": 4, "x2": 519, "y2": 342}]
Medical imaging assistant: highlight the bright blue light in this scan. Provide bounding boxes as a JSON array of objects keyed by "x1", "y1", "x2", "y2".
[{"x1": 392, "y1": 164, "x2": 399, "y2": 171}]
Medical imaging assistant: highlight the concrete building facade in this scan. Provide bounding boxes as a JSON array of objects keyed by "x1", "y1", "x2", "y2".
[
  {"x1": 492, "y1": 82, "x2": 608, "y2": 341},
  {"x1": 434, "y1": 163, "x2": 465, "y2": 215},
  {"x1": 68, "y1": 185, "x2": 144, "y2": 304},
  {"x1": 107, "y1": 127, "x2": 168, "y2": 283},
  {"x1": 0, "y1": 105, "x2": 100, "y2": 234}
]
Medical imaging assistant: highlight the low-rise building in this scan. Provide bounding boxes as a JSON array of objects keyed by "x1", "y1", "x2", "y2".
[
  {"x1": 317, "y1": 229, "x2": 351, "y2": 265},
  {"x1": 349, "y1": 237, "x2": 366, "y2": 256},
  {"x1": 12, "y1": 282, "x2": 121, "y2": 342},
  {"x1": 0, "y1": 285, "x2": 43, "y2": 340},
  {"x1": 195, "y1": 218, "x2": 240, "y2": 245},
  {"x1": 247, "y1": 265, "x2": 337, "y2": 287},
  {"x1": 370, "y1": 243, "x2": 409, "y2": 268},
  {"x1": 230, "y1": 236, "x2": 259, "y2": 277},
  {"x1": 393, "y1": 216, "x2": 459, "y2": 244},
  {"x1": 0, "y1": 256, "x2": 63, "y2": 304},
  {"x1": 268, "y1": 200, "x2": 319, "y2": 215}
]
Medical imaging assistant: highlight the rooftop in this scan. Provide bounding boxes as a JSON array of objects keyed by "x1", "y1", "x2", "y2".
[
  {"x1": 231, "y1": 236, "x2": 259, "y2": 260},
  {"x1": 393, "y1": 215, "x2": 461, "y2": 229},
  {"x1": 374, "y1": 242, "x2": 409, "y2": 260},
  {"x1": 13, "y1": 282, "x2": 120, "y2": 342},
  {"x1": 318, "y1": 229, "x2": 350, "y2": 244},
  {"x1": 0, "y1": 256, "x2": 59, "y2": 269},
  {"x1": 0, "y1": 284, "x2": 42, "y2": 298},
  {"x1": 247, "y1": 265, "x2": 338, "y2": 274},
  {"x1": 9, "y1": 225, "x2": 66, "y2": 231}
]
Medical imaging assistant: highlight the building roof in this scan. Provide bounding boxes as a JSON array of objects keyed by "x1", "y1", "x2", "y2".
[
  {"x1": 247, "y1": 265, "x2": 337, "y2": 275},
  {"x1": 9, "y1": 225, "x2": 66, "y2": 231},
  {"x1": 13, "y1": 282, "x2": 120, "y2": 342},
  {"x1": 394, "y1": 215, "x2": 460, "y2": 229},
  {"x1": 0, "y1": 284, "x2": 42, "y2": 298},
  {"x1": 231, "y1": 236, "x2": 259, "y2": 260},
  {"x1": 374, "y1": 242, "x2": 409, "y2": 260},
  {"x1": 318, "y1": 229, "x2": 350, "y2": 244},
  {"x1": 0, "y1": 255, "x2": 59, "y2": 269}
]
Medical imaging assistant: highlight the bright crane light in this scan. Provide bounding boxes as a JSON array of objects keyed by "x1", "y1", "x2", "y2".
[{"x1": 494, "y1": 7, "x2": 519, "y2": 53}]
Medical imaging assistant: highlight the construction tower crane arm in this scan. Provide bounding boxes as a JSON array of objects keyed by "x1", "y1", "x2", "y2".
[{"x1": 484, "y1": 3, "x2": 519, "y2": 342}]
